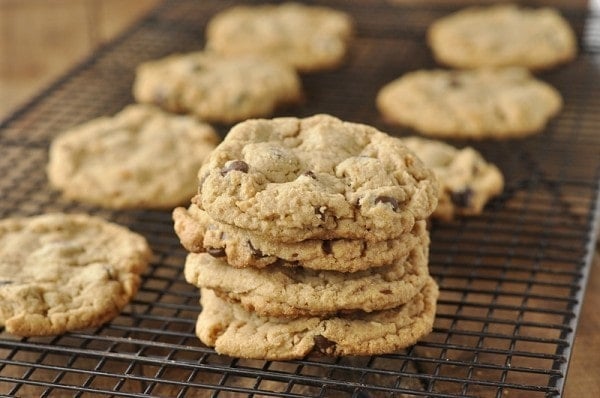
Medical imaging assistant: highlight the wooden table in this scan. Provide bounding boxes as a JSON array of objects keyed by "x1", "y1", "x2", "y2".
[{"x1": 0, "y1": 1, "x2": 598, "y2": 397}]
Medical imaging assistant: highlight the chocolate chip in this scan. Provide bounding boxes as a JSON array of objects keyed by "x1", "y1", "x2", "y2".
[
  {"x1": 450, "y1": 187, "x2": 474, "y2": 209},
  {"x1": 0, "y1": 280, "x2": 13, "y2": 286},
  {"x1": 207, "y1": 247, "x2": 226, "y2": 257},
  {"x1": 103, "y1": 266, "x2": 116, "y2": 281},
  {"x1": 221, "y1": 160, "x2": 249, "y2": 176},
  {"x1": 273, "y1": 258, "x2": 300, "y2": 268},
  {"x1": 302, "y1": 170, "x2": 317, "y2": 179},
  {"x1": 314, "y1": 335, "x2": 336, "y2": 354},
  {"x1": 247, "y1": 241, "x2": 265, "y2": 259},
  {"x1": 380, "y1": 289, "x2": 392, "y2": 295},
  {"x1": 375, "y1": 196, "x2": 399, "y2": 212},
  {"x1": 322, "y1": 240, "x2": 333, "y2": 255}
]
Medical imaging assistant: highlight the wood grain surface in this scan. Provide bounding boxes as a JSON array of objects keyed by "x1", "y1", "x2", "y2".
[{"x1": 0, "y1": 1, "x2": 597, "y2": 397}]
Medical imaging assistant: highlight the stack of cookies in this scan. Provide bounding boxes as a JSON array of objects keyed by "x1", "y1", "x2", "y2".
[{"x1": 173, "y1": 114, "x2": 440, "y2": 360}]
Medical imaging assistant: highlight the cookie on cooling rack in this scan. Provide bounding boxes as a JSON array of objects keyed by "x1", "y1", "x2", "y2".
[
  {"x1": 173, "y1": 204, "x2": 427, "y2": 272},
  {"x1": 0, "y1": 213, "x2": 152, "y2": 336},
  {"x1": 400, "y1": 136, "x2": 504, "y2": 220},
  {"x1": 194, "y1": 114, "x2": 439, "y2": 242},
  {"x1": 376, "y1": 68, "x2": 562, "y2": 139},
  {"x1": 47, "y1": 104, "x2": 219, "y2": 209},
  {"x1": 133, "y1": 51, "x2": 302, "y2": 123},
  {"x1": 427, "y1": 4, "x2": 577, "y2": 70},
  {"x1": 205, "y1": 2, "x2": 354, "y2": 72},
  {"x1": 195, "y1": 277, "x2": 438, "y2": 360},
  {"x1": 184, "y1": 240, "x2": 430, "y2": 317}
]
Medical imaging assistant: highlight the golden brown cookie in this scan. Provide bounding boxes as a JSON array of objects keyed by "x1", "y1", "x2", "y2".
[
  {"x1": 195, "y1": 114, "x2": 439, "y2": 242},
  {"x1": 184, "y1": 240, "x2": 430, "y2": 317},
  {"x1": 205, "y1": 2, "x2": 354, "y2": 72},
  {"x1": 133, "y1": 52, "x2": 302, "y2": 123},
  {"x1": 173, "y1": 204, "x2": 427, "y2": 272},
  {"x1": 401, "y1": 136, "x2": 504, "y2": 220},
  {"x1": 195, "y1": 277, "x2": 438, "y2": 360},
  {"x1": 0, "y1": 213, "x2": 152, "y2": 336},
  {"x1": 48, "y1": 104, "x2": 220, "y2": 209},
  {"x1": 428, "y1": 4, "x2": 577, "y2": 70},
  {"x1": 377, "y1": 68, "x2": 562, "y2": 139}
]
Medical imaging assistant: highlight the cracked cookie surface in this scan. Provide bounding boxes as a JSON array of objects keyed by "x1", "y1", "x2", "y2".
[
  {"x1": 400, "y1": 136, "x2": 504, "y2": 220},
  {"x1": 196, "y1": 277, "x2": 438, "y2": 360},
  {"x1": 205, "y1": 2, "x2": 353, "y2": 72},
  {"x1": 48, "y1": 104, "x2": 220, "y2": 209},
  {"x1": 195, "y1": 114, "x2": 438, "y2": 242},
  {"x1": 133, "y1": 51, "x2": 302, "y2": 123},
  {"x1": 0, "y1": 213, "x2": 152, "y2": 336},
  {"x1": 377, "y1": 68, "x2": 562, "y2": 139},
  {"x1": 427, "y1": 4, "x2": 577, "y2": 70},
  {"x1": 185, "y1": 239, "x2": 430, "y2": 317},
  {"x1": 173, "y1": 204, "x2": 427, "y2": 271}
]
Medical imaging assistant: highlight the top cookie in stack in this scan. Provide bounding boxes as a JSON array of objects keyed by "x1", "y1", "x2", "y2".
[{"x1": 189, "y1": 114, "x2": 437, "y2": 242}]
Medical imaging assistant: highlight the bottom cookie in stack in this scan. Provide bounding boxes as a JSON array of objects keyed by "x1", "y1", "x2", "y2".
[{"x1": 195, "y1": 279, "x2": 438, "y2": 360}]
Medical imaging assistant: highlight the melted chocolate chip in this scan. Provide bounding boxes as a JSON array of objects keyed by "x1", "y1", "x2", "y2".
[
  {"x1": 380, "y1": 289, "x2": 393, "y2": 295},
  {"x1": 322, "y1": 240, "x2": 333, "y2": 255},
  {"x1": 247, "y1": 241, "x2": 265, "y2": 259},
  {"x1": 221, "y1": 160, "x2": 249, "y2": 176},
  {"x1": 0, "y1": 280, "x2": 13, "y2": 286},
  {"x1": 375, "y1": 196, "x2": 399, "y2": 212},
  {"x1": 314, "y1": 335, "x2": 336, "y2": 354},
  {"x1": 207, "y1": 247, "x2": 226, "y2": 257},
  {"x1": 450, "y1": 188, "x2": 474, "y2": 208},
  {"x1": 103, "y1": 266, "x2": 116, "y2": 281}
]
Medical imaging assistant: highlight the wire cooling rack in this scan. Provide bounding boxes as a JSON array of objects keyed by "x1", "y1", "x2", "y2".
[{"x1": 1, "y1": 1, "x2": 599, "y2": 397}]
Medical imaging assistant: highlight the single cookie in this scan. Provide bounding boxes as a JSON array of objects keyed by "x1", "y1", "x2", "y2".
[
  {"x1": 205, "y1": 2, "x2": 353, "y2": 72},
  {"x1": 133, "y1": 52, "x2": 302, "y2": 123},
  {"x1": 400, "y1": 136, "x2": 504, "y2": 220},
  {"x1": 195, "y1": 114, "x2": 439, "y2": 242},
  {"x1": 173, "y1": 204, "x2": 427, "y2": 272},
  {"x1": 196, "y1": 277, "x2": 438, "y2": 360},
  {"x1": 427, "y1": 4, "x2": 577, "y2": 70},
  {"x1": 0, "y1": 213, "x2": 152, "y2": 336},
  {"x1": 377, "y1": 68, "x2": 562, "y2": 139},
  {"x1": 185, "y1": 239, "x2": 430, "y2": 317},
  {"x1": 48, "y1": 104, "x2": 220, "y2": 209}
]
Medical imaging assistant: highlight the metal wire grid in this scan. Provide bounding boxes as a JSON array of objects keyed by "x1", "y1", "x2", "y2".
[{"x1": 0, "y1": 1, "x2": 599, "y2": 397}]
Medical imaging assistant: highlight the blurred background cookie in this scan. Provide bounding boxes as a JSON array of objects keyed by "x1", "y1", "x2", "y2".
[
  {"x1": 48, "y1": 104, "x2": 219, "y2": 209},
  {"x1": 133, "y1": 52, "x2": 302, "y2": 124},
  {"x1": 205, "y1": 2, "x2": 354, "y2": 72},
  {"x1": 427, "y1": 4, "x2": 577, "y2": 70}
]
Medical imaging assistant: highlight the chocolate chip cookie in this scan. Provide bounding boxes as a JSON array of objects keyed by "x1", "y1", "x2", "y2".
[
  {"x1": 401, "y1": 136, "x2": 504, "y2": 220},
  {"x1": 196, "y1": 277, "x2": 438, "y2": 360},
  {"x1": 185, "y1": 240, "x2": 430, "y2": 317},
  {"x1": 205, "y1": 2, "x2": 354, "y2": 72},
  {"x1": 377, "y1": 68, "x2": 562, "y2": 139},
  {"x1": 195, "y1": 114, "x2": 439, "y2": 242},
  {"x1": 173, "y1": 204, "x2": 427, "y2": 272},
  {"x1": 428, "y1": 4, "x2": 577, "y2": 70},
  {"x1": 0, "y1": 213, "x2": 152, "y2": 336},
  {"x1": 133, "y1": 51, "x2": 302, "y2": 123},
  {"x1": 48, "y1": 104, "x2": 220, "y2": 209}
]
